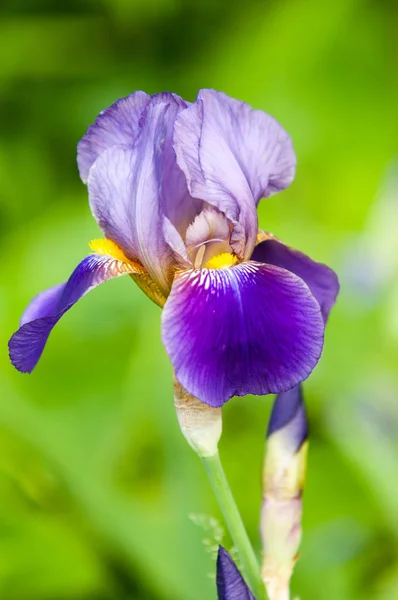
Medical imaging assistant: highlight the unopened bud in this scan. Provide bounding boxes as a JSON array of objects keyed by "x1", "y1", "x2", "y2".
[
  {"x1": 261, "y1": 385, "x2": 308, "y2": 600},
  {"x1": 174, "y1": 378, "x2": 222, "y2": 457}
]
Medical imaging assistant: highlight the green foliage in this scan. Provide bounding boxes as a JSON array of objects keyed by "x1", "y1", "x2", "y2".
[{"x1": 1, "y1": 0, "x2": 398, "y2": 598}]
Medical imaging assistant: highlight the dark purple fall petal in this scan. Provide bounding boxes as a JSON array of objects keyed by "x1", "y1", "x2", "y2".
[
  {"x1": 174, "y1": 90, "x2": 296, "y2": 260},
  {"x1": 267, "y1": 384, "x2": 308, "y2": 451},
  {"x1": 161, "y1": 261, "x2": 324, "y2": 407},
  {"x1": 217, "y1": 547, "x2": 255, "y2": 600},
  {"x1": 77, "y1": 91, "x2": 151, "y2": 183},
  {"x1": 252, "y1": 238, "x2": 339, "y2": 322},
  {"x1": 8, "y1": 255, "x2": 136, "y2": 373}
]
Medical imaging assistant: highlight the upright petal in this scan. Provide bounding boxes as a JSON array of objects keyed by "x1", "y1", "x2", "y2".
[
  {"x1": 8, "y1": 254, "x2": 143, "y2": 373},
  {"x1": 174, "y1": 90, "x2": 296, "y2": 259},
  {"x1": 77, "y1": 91, "x2": 151, "y2": 183},
  {"x1": 87, "y1": 93, "x2": 191, "y2": 294},
  {"x1": 217, "y1": 547, "x2": 255, "y2": 600},
  {"x1": 252, "y1": 236, "x2": 339, "y2": 322},
  {"x1": 155, "y1": 94, "x2": 202, "y2": 235},
  {"x1": 161, "y1": 261, "x2": 324, "y2": 407}
]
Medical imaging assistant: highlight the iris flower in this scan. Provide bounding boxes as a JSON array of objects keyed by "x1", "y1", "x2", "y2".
[
  {"x1": 217, "y1": 546, "x2": 254, "y2": 600},
  {"x1": 8, "y1": 90, "x2": 338, "y2": 407}
]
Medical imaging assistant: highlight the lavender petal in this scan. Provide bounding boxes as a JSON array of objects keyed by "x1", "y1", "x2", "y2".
[
  {"x1": 87, "y1": 93, "x2": 193, "y2": 293},
  {"x1": 174, "y1": 89, "x2": 296, "y2": 259},
  {"x1": 77, "y1": 91, "x2": 151, "y2": 183}
]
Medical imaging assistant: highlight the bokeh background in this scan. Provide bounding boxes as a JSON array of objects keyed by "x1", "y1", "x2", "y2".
[{"x1": 1, "y1": 0, "x2": 398, "y2": 598}]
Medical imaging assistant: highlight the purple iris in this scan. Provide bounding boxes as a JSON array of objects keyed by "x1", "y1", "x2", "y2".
[
  {"x1": 8, "y1": 90, "x2": 339, "y2": 407},
  {"x1": 217, "y1": 546, "x2": 254, "y2": 599}
]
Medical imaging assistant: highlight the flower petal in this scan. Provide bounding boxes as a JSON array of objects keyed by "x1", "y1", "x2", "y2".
[
  {"x1": 216, "y1": 547, "x2": 254, "y2": 600},
  {"x1": 161, "y1": 261, "x2": 324, "y2": 407},
  {"x1": 155, "y1": 95, "x2": 202, "y2": 236},
  {"x1": 77, "y1": 91, "x2": 151, "y2": 183},
  {"x1": 8, "y1": 254, "x2": 140, "y2": 373},
  {"x1": 20, "y1": 283, "x2": 66, "y2": 326},
  {"x1": 252, "y1": 236, "x2": 339, "y2": 322},
  {"x1": 163, "y1": 217, "x2": 191, "y2": 267},
  {"x1": 87, "y1": 93, "x2": 192, "y2": 294},
  {"x1": 173, "y1": 89, "x2": 296, "y2": 259}
]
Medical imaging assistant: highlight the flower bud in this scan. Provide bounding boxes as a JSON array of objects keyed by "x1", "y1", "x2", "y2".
[
  {"x1": 174, "y1": 378, "x2": 222, "y2": 457},
  {"x1": 261, "y1": 385, "x2": 308, "y2": 600},
  {"x1": 217, "y1": 546, "x2": 255, "y2": 599}
]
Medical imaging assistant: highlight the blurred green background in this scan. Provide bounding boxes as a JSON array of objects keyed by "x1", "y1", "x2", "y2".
[{"x1": 1, "y1": 0, "x2": 398, "y2": 598}]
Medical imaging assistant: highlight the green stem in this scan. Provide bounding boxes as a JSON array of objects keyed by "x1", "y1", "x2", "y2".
[{"x1": 201, "y1": 452, "x2": 267, "y2": 600}]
